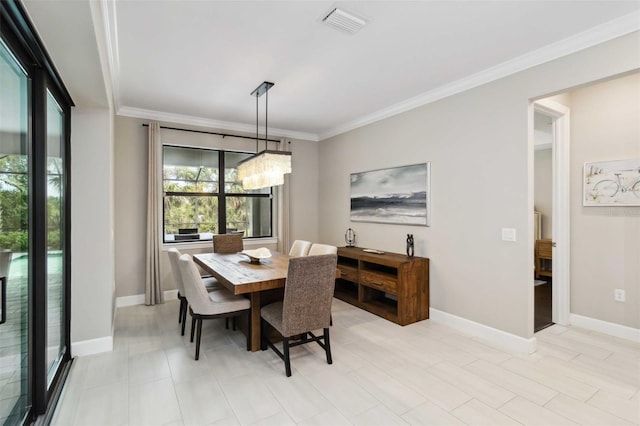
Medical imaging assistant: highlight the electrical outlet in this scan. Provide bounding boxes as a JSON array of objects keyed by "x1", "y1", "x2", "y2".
[
  {"x1": 614, "y1": 289, "x2": 625, "y2": 302},
  {"x1": 501, "y1": 228, "x2": 516, "y2": 242}
]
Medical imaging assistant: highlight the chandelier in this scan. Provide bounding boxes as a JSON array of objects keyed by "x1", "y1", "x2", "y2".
[{"x1": 237, "y1": 81, "x2": 292, "y2": 190}]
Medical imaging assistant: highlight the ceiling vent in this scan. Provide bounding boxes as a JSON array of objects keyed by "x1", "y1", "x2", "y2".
[{"x1": 322, "y1": 8, "x2": 366, "y2": 34}]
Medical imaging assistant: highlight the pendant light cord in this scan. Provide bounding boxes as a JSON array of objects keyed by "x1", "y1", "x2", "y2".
[
  {"x1": 265, "y1": 89, "x2": 268, "y2": 151},
  {"x1": 255, "y1": 90, "x2": 259, "y2": 154}
]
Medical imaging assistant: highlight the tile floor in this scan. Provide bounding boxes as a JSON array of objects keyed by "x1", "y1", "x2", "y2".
[{"x1": 51, "y1": 299, "x2": 639, "y2": 425}]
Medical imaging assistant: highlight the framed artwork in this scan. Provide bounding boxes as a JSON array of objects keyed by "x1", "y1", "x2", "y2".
[
  {"x1": 350, "y1": 163, "x2": 430, "y2": 226},
  {"x1": 583, "y1": 158, "x2": 640, "y2": 206}
]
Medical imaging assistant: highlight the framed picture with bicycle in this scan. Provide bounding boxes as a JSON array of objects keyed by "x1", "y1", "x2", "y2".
[{"x1": 583, "y1": 158, "x2": 640, "y2": 206}]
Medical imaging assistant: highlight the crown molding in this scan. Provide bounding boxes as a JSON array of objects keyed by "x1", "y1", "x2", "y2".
[
  {"x1": 318, "y1": 11, "x2": 640, "y2": 141},
  {"x1": 89, "y1": 1, "x2": 114, "y2": 109},
  {"x1": 117, "y1": 106, "x2": 319, "y2": 141},
  {"x1": 100, "y1": 0, "x2": 638, "y2": 143},
  {"x1": 100, "y1": 0, "x2": 121, "y2": 111}
]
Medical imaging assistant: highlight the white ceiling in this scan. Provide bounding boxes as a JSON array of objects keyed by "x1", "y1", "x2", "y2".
[{"x1": 23, "y1": 1, "x2": 640, "y2": 141}]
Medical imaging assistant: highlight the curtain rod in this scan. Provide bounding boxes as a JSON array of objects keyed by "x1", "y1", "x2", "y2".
[{"x1": 142, "y1": 124, "x2": 281, "y2": 143}]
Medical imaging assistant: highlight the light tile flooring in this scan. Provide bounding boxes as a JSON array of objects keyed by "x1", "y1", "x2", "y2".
[{"x1": 52, "y1": 299, "x2": 639, "y2": 425}]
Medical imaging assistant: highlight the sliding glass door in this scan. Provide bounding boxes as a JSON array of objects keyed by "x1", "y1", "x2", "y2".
[
  {"x1": 45, "y1": 91, "x2": 66, "y2": 389},
  {"x1": 0, "y1": 37, "x2": 31, "y2": 426},
  {"x1": 1, "y1": 1, "x2": 73, "y2": 423}
]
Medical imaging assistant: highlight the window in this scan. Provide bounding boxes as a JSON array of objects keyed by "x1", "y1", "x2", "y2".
[{"x1": 163, "y1": 146, "x2": 272, "y2": 242}]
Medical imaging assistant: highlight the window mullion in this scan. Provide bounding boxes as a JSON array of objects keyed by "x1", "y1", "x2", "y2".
[{"x1": 218, "y1": 150, "x2": 226, "y2": 234}]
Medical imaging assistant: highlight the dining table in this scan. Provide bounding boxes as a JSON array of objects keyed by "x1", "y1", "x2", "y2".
[{"x1": 193, "y1": 251, "x2": 290, "y2": 351}]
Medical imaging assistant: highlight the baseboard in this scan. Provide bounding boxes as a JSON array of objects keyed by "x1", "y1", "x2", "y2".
[
  {"x1": 570, "y1": 313, "x2": 640, "y2": 343},
  {"x1": 71, "y1": 335, "x2": 113, "y2": 357},
  {"x1": 115, "y1": 293, "x2": 145, "y2": 307},
  {"x1": 164, "y1": 289, "x2": 178, "y2": 300},
  {"x1": 116, "y1": 289, "x2": 178, "y2": 307},
  {"x1": 430, "y1": 308, "x2": 537, "y2": 354}
]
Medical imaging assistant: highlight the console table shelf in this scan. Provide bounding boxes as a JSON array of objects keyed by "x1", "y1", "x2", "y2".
[{"x1": 335, "y1": 247, "x2": 429, "y2": 326}]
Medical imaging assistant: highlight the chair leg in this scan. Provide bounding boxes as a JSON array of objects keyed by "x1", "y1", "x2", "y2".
[
  {"x1": 232, "y1": 316, "x2": 237, "y2": 331},
  {"x1": 180, "y1": 301, "x2": 187, "y2": 336},
  {"x1": 195, "y1": 318, "x2": 203, "y2": 360},
  {"x1": 246, "y1": 311, "x2": 251, "y2": 351},
  {"x1": 283, "y1": 337, "x2": 292, "y2": 377},
  {"x1": 330, "y1": 314, "x2": 333, "y2": 326},
  {"x1": 182, "y1": 303, "x2": 188, "y2": 330},
  {"x1": 178, "y1": 295, "x2": 183, "y2": 324},
  {"x1": 225, "y1": 318, "x2": 229, "y2": 329},
  {"x1": 323, "y1": 328, "x2": 332, "y2": 365},
  {"x1": 190, "y1": 316, "x2": 196, "y2": 342},
  {"x1": 260, "y1": 319, "x2": 267, "y2": 351}
]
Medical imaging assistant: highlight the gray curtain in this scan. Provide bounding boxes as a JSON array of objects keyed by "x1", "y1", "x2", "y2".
[{"x1": 145, "y1": 122, "x2": 163, "y2": 305}]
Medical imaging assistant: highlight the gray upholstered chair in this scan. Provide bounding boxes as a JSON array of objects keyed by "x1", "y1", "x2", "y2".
[
  {"x1": 288, "y1": 240, "x2": 312, "y2": 257},
  {"x1": 213, "y1": 233, "x2": 244, "y2": 253},
  {"x1": 308, "y1": 243, "x2": 337, "y2": 256},
  {"x1": 178, "y1": 254, "x2": 251, "y2": 360},
  {"x1": 167, "y1": 247, "x2": 221, "y2": 335},
  {"x1": 261, "y1": 254, "x2": 338, "y2": 376}
]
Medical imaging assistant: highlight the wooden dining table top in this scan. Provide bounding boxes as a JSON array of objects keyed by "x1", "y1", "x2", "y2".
[{"x1": 192, "y1": 251, "x2": 290, "y2": 295}]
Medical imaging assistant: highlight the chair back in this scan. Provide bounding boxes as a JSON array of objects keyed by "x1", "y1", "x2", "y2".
[
  {"x1": 289, "y1": 240, "x2": 312, "y2": 257},
  {"x1": 178, "y1": 254, "x2": 211, "y2": 315},
  {"x1": 213, "y1": 233, "x2": 244, "y2": 253},
  {"x1": 167, "y1": 248, "x2": 185, "y2": 295},
  {"x1": 281, "y1": 254, "x2": 337, "y2": 336},
  {"x1": 308, "y1": 243, "x2": 337, "y2": 256}
]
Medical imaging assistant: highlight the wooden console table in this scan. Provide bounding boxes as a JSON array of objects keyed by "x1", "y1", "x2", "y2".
[{"x1": 335, "y1": 247, "x2": 429, "y2": 326}]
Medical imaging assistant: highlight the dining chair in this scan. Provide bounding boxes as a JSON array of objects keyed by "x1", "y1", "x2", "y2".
[
  {"x1": 167, "y1": 247, "x2": 221, "y2": 335},
  {"x1": 308, "y1": 243, "x2": 338, "y2": 256},
  {"x1": 260, "y1": 253, "x2": 338, "y2": 377},
  {"x1": 288, "y1": 240, "x2": 312, "y2": 257},
  {"x1": 213, "y1": 233, "x2": 244, "y2": 253},
  {"x1": 178, "y1": 253, "x2": 251, "y2": 360},
  {"x1": 305, "y1": 243, "x2": 338, "y2": 326}
]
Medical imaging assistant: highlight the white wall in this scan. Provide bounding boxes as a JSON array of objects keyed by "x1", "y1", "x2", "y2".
[
  {"x1": 71, "y1": 107, "x2": 115, "y2": 351},
  {"x1": 318, "y1": 32, "x2": 640, "y2": 339},
  {"x1": 114, "y1": 116, "x2": 320, "y2": 298}
]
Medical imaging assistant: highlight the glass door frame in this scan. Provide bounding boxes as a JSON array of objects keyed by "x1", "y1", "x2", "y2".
[
  {"x1": 0, "y1": 21, "x2": 33, "y2": 426},
  {"x1": 1, "y1": 0, "x2": 73, "y2": 423}
]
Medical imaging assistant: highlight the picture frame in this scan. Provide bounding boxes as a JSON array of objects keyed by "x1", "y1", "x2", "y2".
[
  {"x1": 350, "y1": 163, "x2": 431, "y2": 226},
  {"x1": 583, "y1": 158, "x2": 640, "y2": 206}
]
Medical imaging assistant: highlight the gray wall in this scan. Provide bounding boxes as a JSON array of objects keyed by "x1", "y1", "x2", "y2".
[
  {"x1": 534, "y1": 148, "x2": 553, "y2": 239},
  {"x1": 114, "y1": 115, "x2": 320, "y2": 298},
  {"x1": 317, "y1": 32, "x2": 640, "y2": 338},
  {"x1": 567, "y1": 72, "x2": 640, "y2": 328},
  {"x1": 114, "y1": 117, "x2": 148, "y2": 299}
]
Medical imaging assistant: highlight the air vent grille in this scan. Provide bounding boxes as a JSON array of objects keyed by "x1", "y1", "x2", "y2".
[{"x1": 322, "y1": 8, "x2": 366, "y2": 34}]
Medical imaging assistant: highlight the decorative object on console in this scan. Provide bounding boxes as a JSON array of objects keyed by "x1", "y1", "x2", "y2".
[
  {"x1": 237, "y1": 81, "x2": 292, "y2": 190},
  {"x1": 350, "y1": 163, "x2": 431, "y2": 226},
  {"x1": 345, "y1": 228, "x2": 356, "y2": 247},
  {"x1": 406, "y1": 234, "x2": 414, "y2": 257},
  {"x1": 583, "y1": 158, "x2": 640, "y2": 206}
]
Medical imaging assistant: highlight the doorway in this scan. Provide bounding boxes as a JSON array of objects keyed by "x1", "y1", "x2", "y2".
[
  {"x1": 533, "y1": 111, "x2": 554, "y2": 331},
  {"x1": 532, "y1": 99, "x2": 571, "y2": 333}
]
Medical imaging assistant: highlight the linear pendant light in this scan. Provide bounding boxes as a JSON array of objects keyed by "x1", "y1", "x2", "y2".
[{"x1": 237, "y1": 81, "x2": 292, "y2": 190}]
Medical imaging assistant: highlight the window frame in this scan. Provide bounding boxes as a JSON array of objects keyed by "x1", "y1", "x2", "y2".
[{"x1": 162, "y1": 144, "x2": 273, "y2": 243}]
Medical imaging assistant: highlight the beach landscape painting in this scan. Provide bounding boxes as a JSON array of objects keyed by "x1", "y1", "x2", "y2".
[{"x1": 350, "y1": 163, "x2": 430, "y2": 226}]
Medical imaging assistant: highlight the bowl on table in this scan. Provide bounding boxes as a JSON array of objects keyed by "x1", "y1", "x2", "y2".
[{"x1": 239, "y1": 247, "x2": 272, "y2": 264}]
